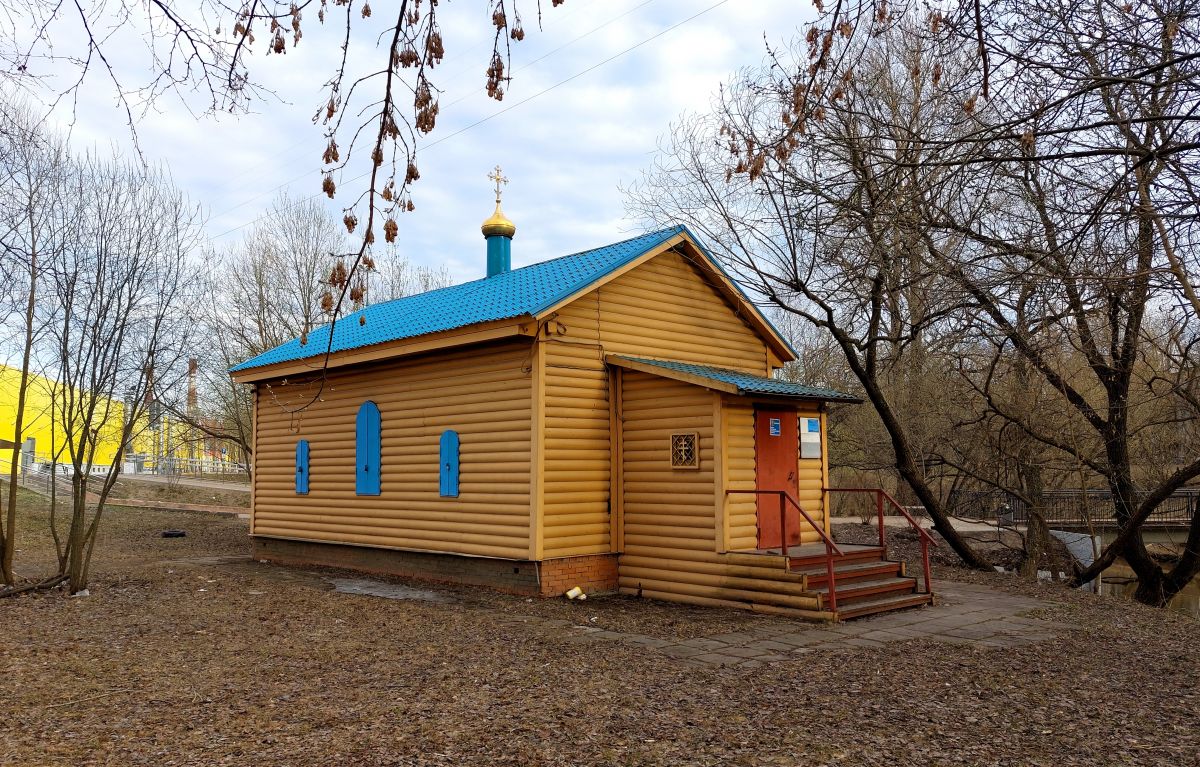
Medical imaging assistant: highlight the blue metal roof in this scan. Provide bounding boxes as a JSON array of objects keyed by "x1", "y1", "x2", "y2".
[
  {"x1": 230, "y1": 226, "x2": 686, "y2": 372},
  {"x1": 614, "y1": 356, "x2": 860, "y2": 402}
]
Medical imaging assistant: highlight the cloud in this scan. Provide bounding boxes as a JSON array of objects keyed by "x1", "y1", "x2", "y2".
[{"x1": 31, "y1": 0, "x2": 814, "y2": 283}]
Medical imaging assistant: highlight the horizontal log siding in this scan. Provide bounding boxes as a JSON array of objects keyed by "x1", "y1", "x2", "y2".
[
  {"x1": 724, "y1": 400, "x2": 758, "y2": 551},
  {"x1": 540, "y1": 249, "x2": 771, "y2": 558},
  {"x1": 253, "y1": 341, "x2": 533, "y2": 559},
  {"x1": 618, "y1": 371, "x2": 819, "y2": 613},
  {"x1": 541, "y1": 339, "x2": 611, "y2": 557},
  {"x1": 795, "y1": 404, "x2": 828, "y2": 540}
]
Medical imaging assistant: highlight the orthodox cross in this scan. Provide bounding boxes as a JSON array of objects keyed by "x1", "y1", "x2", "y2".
[{"x1": 488, "y1": 165, "x2": 508, "y2": 204}]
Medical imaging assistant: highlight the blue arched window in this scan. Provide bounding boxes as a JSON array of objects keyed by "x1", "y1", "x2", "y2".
[
  {"x1": 356, "y1": 401, "x2": 382, "y2": 496},
  {"x1": 295, "y1": 439, "x2": 310, "y2": 495},
  {"x1": 439, "y1": 430, "x2": 460, "y2": 498}
]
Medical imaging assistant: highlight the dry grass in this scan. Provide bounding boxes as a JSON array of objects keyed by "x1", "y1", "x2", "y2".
[
  {"x1": 106, "y1": 476, "x2": 250, "y2": 509},
  {"x1": 2, "y1": 493, "x2": 1198, "y2": 766}
]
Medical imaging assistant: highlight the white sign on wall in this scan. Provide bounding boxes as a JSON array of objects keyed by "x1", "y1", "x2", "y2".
[{"x1": 800, "y1": 417, "x2": 822, "y2": 459}]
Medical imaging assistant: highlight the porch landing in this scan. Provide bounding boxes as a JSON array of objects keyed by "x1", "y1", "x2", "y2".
[{"x1": 749, "y1": 543, "x2": 883, "y2": 558}]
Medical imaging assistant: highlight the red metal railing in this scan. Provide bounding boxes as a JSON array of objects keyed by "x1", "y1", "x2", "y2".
[
  {"x1": 825, "y1": 487, "x2": 937, "y2": 596},
  {"x1": 727, "y1": 489, "x2": 844, "y2": 612}
]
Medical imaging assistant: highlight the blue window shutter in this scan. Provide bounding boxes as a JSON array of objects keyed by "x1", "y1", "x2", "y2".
[
  {"x1": 295, "y1": 439, "x2": 310, "y2": 495},
  {"x1": 439, "y1": 430, "x2": 459, "y2": 498},
  {"x1": 356, "y1": 401, "x2": 382, "y2": 496}
]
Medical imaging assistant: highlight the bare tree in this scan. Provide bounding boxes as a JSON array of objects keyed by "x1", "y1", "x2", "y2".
[
  {"x1": 635, "y1": 2, "x2": 1200, "y2": 605},
  {"x1": 0, "y1": 101, "x2": 67, "y2": 587},
  {"x1": 911, "y1": 0, "x2": 1200, "y2": 605},
  {"x1": 371, "y1": 252, "x2": 452, "y2": 303},
  {"x1": 4, "y1": 0, "x2": 565, "y2": 373},
  {"x1": 224, "y1": 192, "x2": 346, "y2": 354},
  {"x1": 630, "y1": 23, "x2": 992, "y2": 570},
  {"x1": 158, "y1": 192, "x2": 349, "y2": 470},
  {"x1": 162, "y1": 192, "x2": 456, "y2": 474},
  {"x1": 39, "y1": 155, "x2": 202, "y2": 594}
]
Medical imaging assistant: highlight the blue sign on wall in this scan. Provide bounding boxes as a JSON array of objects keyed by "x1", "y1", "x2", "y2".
[{"x1": 769, "y1": 418, "x2": 781, "y2": 436}]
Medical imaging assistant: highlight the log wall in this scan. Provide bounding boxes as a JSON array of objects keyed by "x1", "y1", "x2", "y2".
[
  {"x1": 251, "y1": 340, "x2": 534, "y2": 559},
  {"x1": 540, "y1": 248, "x2": 770, "y2": 557},
  {"x1": 617, "y1": 371, "x2": 823, "y2": 615}
]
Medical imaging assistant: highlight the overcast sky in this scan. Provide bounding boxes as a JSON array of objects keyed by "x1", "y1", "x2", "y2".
[{"x1": 42, "y1": 0, "x2": 814, "y2": 284}]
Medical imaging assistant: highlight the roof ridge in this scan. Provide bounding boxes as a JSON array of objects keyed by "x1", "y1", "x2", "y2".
[
  {"x1": 535, "y1": 225, "x2": 684, "y2": 266},
  {"x1": 230, "y1": 226, "x2": 689, "y2": 374},
  {"x1": 346, "y1": 225, "x2": 685, "y2": 316},
  {"x1": 280, "y1": 226, "x2": 687, "y2": 338}
]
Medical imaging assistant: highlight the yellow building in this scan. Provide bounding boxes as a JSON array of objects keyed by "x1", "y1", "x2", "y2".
[
  {"x1": 2, "y1": 364, "x2": 240, "y2": 479},
  {"x1": 0, "y1": 364, "x2": 124, "y2": 474},
  {"x1": 231, "y1": 202, "x2": 935, "y2": 620}
]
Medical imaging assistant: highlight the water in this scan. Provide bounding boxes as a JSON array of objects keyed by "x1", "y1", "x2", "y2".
[
  {"x1": 1099, "y1": 563, "x2": 1200, "y2": 618},
  {"x1": 1046, "y1": 527, "x2": 1199, "y2": 617}
]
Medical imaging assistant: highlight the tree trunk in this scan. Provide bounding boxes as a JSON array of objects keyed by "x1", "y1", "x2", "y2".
[
  {"x1": 1020, "y1": 467, "x2": 1049, "y2": 580},
  {"x1": 65, "y1": 471, "x2": 89, "y2": 594},
  {"x1": 1021, "y1": 511, "x2": 1052, "y2": 580},
  {"x1": 2, "y1": 244, "x2": 36, "y2": 586},
  {"x1": 858, "y1": 366, "x2": 993, "y2": 570}
]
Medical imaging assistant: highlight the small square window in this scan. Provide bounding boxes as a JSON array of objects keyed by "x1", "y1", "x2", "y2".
[{"x1": 670, "y1": 432, "x2": 699, "y2": 470}]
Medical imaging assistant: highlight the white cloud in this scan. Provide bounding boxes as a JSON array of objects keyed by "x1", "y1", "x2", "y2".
[{"x1": 29, "y1": 0, "x2": 814, "y2": 284}]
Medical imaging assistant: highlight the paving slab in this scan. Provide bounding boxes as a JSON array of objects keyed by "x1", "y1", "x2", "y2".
[
  {"x1": 677, "y1": 637, "x2": 730, "y2": 650},
  {"x1": 659, "y1": 645, "x2": 708, "y2": 658},
  {"x1": 741, "y1": 639, "x2": 797, "y2": 652},
  {"x1": 706, "y1": 632, "x2": 756, "y2": 644},
  {"x1": 858, "y1": 629, "x2": 914, "y2": 642},
  {"x1": 720, "y1": 646, "x2": 778, "y2": 659},
  {"x1": 839, "y1": 637, "x2": 887, "y2": 649},
  {"x1": 771, "y1": 633, "x2": 828, "y2": 647},
  {"x1": 513, "y1": 579, "x2": 1064, "y2": 668},
  {"x1": 328, "y1": 578, "x2": 453, "y2": 603}
]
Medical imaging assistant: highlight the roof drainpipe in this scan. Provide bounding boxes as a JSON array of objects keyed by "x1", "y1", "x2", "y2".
[{"x1": 481, "y1": 165, "x2": 516, "y2": 277}]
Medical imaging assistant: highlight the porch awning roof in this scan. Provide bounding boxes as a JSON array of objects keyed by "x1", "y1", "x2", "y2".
[{"x1": 606, "y1": 356, "x2": 862, "y2": 403}]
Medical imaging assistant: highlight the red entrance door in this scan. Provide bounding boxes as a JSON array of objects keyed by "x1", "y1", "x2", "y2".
[{"x1": 755, "y1": 409, "x2": 801, "y2": 549}]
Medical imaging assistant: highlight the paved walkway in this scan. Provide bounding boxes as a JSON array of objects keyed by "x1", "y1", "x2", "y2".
[{"x1": 561, "y1": 582, "x2": 1061, "y2": 669}]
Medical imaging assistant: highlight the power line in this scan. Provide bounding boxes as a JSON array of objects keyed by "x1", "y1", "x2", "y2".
[
  {"x1": 422, "y1": 0, "x2": 725, "y2": 154},
  {"x1": 209, "y1": 0, "x2": 727, "y2": 241},
  {"x1": 210, "y1": 0, "x2": 601, "y2": 199},
  {"x1": 209, "y1": 0, "x2": 658, "y2": 224}
]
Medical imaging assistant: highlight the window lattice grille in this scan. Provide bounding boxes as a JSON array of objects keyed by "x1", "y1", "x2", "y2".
[{"x1": 670, "y1": 432, "x2": 699, "y2": 469}]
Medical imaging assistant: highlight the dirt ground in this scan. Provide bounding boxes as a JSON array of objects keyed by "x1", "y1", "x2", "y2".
[
  {"x1": 2, "y1": 491, "x2": 1198, "y2": 766},
  {"x1": 106, "y1": 476, "x2": 250, "y2": 508}
]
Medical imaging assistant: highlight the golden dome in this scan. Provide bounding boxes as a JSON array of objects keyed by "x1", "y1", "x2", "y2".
[{"x1": 481, "y1": 200, "x2": 516, "y2": 239}]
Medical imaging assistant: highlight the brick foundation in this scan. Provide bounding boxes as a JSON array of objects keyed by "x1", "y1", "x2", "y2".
[
  {"x1": 252, "y1": 537, "x2": 619, "y2": 598},
  {"x1": 536, "y1": 553, "x2": 620, "y2": 597}
]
